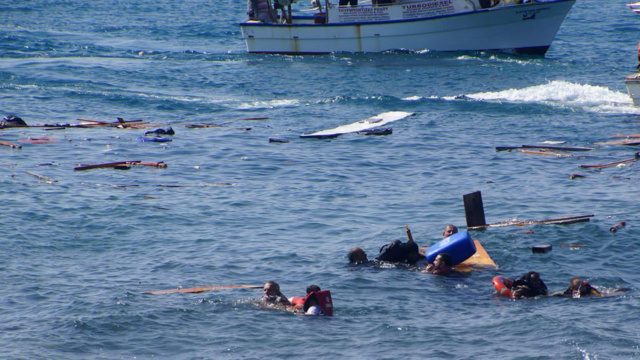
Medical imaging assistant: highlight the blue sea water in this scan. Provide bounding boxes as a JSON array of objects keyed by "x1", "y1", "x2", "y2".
[{"x1": 1, "y1": 0, "x2": 640, "y2": 358}]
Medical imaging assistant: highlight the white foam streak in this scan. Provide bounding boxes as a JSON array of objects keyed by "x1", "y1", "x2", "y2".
[
  {"x1": 464, "y1": 80, "x2": 639, "y2": 114},
  {"x1": 237, "y1": 99, "x2": 300, "y2": 110}
]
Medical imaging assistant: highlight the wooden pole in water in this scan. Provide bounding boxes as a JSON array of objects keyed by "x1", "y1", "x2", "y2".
[{"x1": 464, "y1": 191, "x2": 487, "y2": 229}]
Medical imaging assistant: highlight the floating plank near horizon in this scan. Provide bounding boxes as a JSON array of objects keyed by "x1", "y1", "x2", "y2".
[
  {"x1": 0, "y1": 140, "x2": 21, "y2": 148},
  {"x1": 520, "y1": 149, "x2": 573, "y2": 157},
  {"x1": 467, "y1": 214, "x2": 594, "y2": 230},
  {"x1": 74, "y1": 161, "x2": 167, "y2": 171},
  {"x1": 300, "y1": 111, "x2": 415, "y2": 139},
  {"x1": 146, "y1": 284, "x2": 263, "y2": 295},
  {"x1": 496, "y1": 144, "x2": 594, "y2": 152}
]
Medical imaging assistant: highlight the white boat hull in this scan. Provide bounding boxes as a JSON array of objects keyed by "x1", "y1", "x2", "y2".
[
  {"x1": 625, "y1": 73, "x2": 640, "y2": 106},
  {"x1": 240, "y1": 0, "x2": 575, "y2": 54}
]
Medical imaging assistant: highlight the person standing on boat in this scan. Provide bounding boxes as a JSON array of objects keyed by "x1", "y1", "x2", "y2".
[
  {"x1": 248, "y1": 0, "x2": 276, "y2": 22},
  {"x1": 339, "y1": 0, "x2": 358, "y2": 7}
]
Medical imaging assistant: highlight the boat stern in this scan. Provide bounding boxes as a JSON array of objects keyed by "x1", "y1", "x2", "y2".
[{"x1": 625, "y1": 73, "x2": 640, "y2": 106}]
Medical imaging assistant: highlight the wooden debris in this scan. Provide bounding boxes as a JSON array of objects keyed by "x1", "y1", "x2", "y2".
[
  {"x1": 239, "y1": 117, "x2": 269, "y2": 120},
  {"x1": 468, "y1": 214, "x2": 594, "y2": 230},
  {"x1": 146, "y1": 284, "x2": 263, "y2": 295},
  {"x1": 74, "y1": 161, "x2": 167, "y2": 171},
  {"x1": 185, "y1": 123, "x2": 224, "y2": 128},
  {"x1": 520, "y1": 149, "x2": 572, "y2": 157},
  {"x1": 18, "y1": 137, "x2": 60, "y2": 144},
  {"x1": 0, "y1": 140, "x2": 21, "y2": 149},
  {"x1": 496, "y1": 145, "x2": 594, "y2": 152},
  {"x1": 579, "y1": 153, "x2": 640, "y2": 169},
  {"x1": 25, "y1": 171, "x2": 57, "y2": 183}
]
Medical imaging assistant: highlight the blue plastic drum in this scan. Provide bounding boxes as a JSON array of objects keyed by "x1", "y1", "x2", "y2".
[{"x1": 425, "y1": 231, "x2": 477, "y2": 266}]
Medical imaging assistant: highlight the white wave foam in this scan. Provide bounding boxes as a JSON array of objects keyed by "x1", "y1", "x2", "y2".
[
  {"x1": 463, "y1": 80, "x2": 639, "y2": 114},
  {"x1": 237, "y1": 99, "x2": 300, "y2": 110}
]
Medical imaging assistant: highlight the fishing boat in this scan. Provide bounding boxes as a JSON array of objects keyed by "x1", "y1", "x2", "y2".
[
  {"x1": 240, "y1": 0, "x2": 576, "y2": 55},
  {"x1": 625, "y1": 3, "x2": 640, "y2": 106}
]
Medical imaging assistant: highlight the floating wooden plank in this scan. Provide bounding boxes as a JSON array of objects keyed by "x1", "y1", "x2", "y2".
[
  {"x1": 579, "y1": 153, "x2": 639, "y2": 169},
  {"x1": 74, "y1": 161, "x2": 167, "y2": 171},
  {"x1": 468, "y1": 214, "x2": 594, "y2": 230},
  {"x1": 77, "y1": 118, "x2": 148, "y2": 128},
  {"x1": 239, "y1": 117, "x2": 269, "y2": 120},
  {"x1": 185, "y1": 123, "x2": 224, "y2": 128},
  {"x1": 596, "y1": 139, "x2": 640, "y2": 146},
  {"x1": 146, "y1": 284, "x2": 263, "y2": 295},
  {"x1": 0, "y1": 140, "x2": 21, "y2": 149},
  {"x1": 18, "y1": 137, "x2": 60, "y2": 144},
  {"x1": 300, "y1": 111, "x2": 414, "y2": 138},
  {"x1": 455, "y1": 240, "x2": 498, "y2": 272},
  {"x1": 25, "y1": 171, "x2": 57, "y2": 183},
  {"x1": 520, "y1": 149, "x2": 572, "y2": 157},
  {"x1": 496, "y1": 145, "x2": 594, "y2": 152}
]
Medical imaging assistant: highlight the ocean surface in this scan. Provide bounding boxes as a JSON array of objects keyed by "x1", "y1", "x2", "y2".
[{"x1": 2, "y1": 0, "x2": 640, "y2": 359}]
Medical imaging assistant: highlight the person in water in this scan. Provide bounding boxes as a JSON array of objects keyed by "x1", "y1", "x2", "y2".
[
  {"x1": 377, "y1": 235, "x2": 423, "y2": 265},
  {"x1": 443, "y1": 224, "x2": 458, "y2": 238},
  {"x1": 511, "y1": 271, "x2": 548, "y2": 299},
  {"x1": 348, "y1": 247, "x2": 369, "y2": 264},
  {"x1": 260, "y1": 281, "x2": 291, "y2": 308},
  {"x1": 562, "y1": 277, "x2": 601, "y2": 298},
  {"x1": 302, "y1": 284, "x2": 323, "y2": 315},
  {"x1": 423, "y1": 253, "x2": 453, "y2": 275}
]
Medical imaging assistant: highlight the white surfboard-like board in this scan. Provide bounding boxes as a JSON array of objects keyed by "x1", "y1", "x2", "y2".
[{"x1": 300, "y1": 111, "x2": 415, "y2": 138}]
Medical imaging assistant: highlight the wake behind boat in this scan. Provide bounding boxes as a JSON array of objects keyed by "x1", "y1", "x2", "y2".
[{"x1": 240, "y1": 0, "x2": 576, "y2": 55}]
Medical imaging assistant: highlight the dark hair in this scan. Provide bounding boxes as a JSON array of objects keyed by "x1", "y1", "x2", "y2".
[
  {"x1": 437, "y1": 253, "x2": 453, "y2": 267},
  {"x1": 306, "y1": 284, "x2": 321, "y2": 294},
  {"x1": 348, "y1": 247, "x2": 367, "y2": 263}
]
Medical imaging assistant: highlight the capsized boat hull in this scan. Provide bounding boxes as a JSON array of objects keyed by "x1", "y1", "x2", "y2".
[{"x1": 240, "y1": 0, "x2": 575, "y2": 54}]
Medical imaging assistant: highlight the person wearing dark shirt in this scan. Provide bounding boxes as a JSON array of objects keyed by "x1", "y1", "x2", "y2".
[
  {"x1": 511, "y1": 271, "x2": 548, "y2": 299},
  {"x1": 377, "y1": 237, "x2": 423, "y2": 265}
]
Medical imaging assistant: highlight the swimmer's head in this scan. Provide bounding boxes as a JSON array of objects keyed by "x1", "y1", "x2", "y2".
[
  {"x1": 263, "y1": 281, "x2": 281, "y2": 297},
  {"x1": 434, "y1": 253, "x2": 453, "y2": 268},
  {"x1": 348, "y1": 247, "x2": 368, "y2": 263},
  {"x1": 443, "y1": 225, "x2": 458, "y2": 238}
]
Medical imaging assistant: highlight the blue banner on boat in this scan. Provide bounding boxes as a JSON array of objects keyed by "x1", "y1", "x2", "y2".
[{"x1": 425, "y1": 231, "x2": 477, "y2": 266}]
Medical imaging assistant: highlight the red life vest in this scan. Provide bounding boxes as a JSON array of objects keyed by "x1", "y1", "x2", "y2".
[
  {"x1": 290, "y1": 296, "x2": 306, "y2": 309},
  {"x1": 304, "y1": 290, "x2": 333, "y2": 316}
]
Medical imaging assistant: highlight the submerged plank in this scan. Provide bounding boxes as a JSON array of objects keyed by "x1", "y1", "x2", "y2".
[{"x1": 146, "y1": 284, "x2": 263, "y2": 295}]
